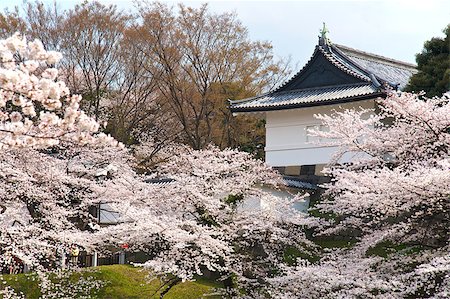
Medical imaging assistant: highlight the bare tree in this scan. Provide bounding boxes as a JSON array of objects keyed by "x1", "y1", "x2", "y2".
[
  {"x1": 135, "y1": 2, "x2": 292, "y2": 149},
  {"x1": 0, "y1": 7, "x2": 26, "y2": 38},
  {"x1": 0, "y1": 1, "x2": 62, "y2": 48},
  {"x1": 60, "y1": 1, "x2": 130, "y2": 120},
  {"x1": 106, "y1": 27, "x2": 181, "y2": 146}
]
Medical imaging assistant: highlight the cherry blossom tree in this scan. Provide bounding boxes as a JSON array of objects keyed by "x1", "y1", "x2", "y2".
[
  {"x1": 0, "y1": 32, "x2": 125, "y2": 269},
  {"x1": 2, "y1": 31, "x2": 448, "y2": 298},
  {"x1": 92, "y1": 145, "x2": 311, "y2": 295},
  {"x1": 270, "y1": 92, "x2": 450, "y2": 298},
  {"x1": 0, "y1": 33, "x2": 310, "y2": 297},
  {"x1": 1, "y1": 142, "x2": 309, "y2": 296},
  {"x1": 0, "y1": 33, "x2": 117, "y2": 149},
  {"x1": 0, "y1": 33, "x2": 124, "y2": 296},
  {"x1": 0, "y1": 144, "x2": 134, "y2": 271}
]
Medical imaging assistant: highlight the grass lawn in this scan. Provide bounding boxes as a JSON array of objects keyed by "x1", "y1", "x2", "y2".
[{"x1": 0, "y1": 265, "x2": 223, "y2": 299}]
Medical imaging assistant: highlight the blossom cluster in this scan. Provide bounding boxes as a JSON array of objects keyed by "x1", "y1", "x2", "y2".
[
  {"x1": 0, "y1": 34, "x2": 117, "y2": 149},
  {"x1": 92, "y1": 145, "x2": 309, "y2": 283}
]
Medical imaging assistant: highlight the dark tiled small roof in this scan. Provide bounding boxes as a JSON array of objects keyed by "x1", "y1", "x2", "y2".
[
  {"x1": 231, "y1": 83, "x2": 381, "y2": 112},
  {"x1": 144, "y1": 177, "x2": 176, "y2": 185},
  {"x1": 283, "y1": 176, "x2": 318, "y2": 190}
]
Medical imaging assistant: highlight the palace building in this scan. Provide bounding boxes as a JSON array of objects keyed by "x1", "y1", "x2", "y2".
[{"x1": 230, "y1": 28, "x2": 416, "y2": 186}]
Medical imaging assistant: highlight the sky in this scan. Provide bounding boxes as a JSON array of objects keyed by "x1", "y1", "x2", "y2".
[{"x1": 1, "y1": 0, "x2": 449, "y2": 66}]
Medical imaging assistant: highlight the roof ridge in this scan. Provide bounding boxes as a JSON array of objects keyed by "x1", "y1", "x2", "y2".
[
  {"x1": 318, "y1": 46, "x2": 371, "y2": 82},
  {"x1": 334, "y1": 44, "x2": 417, "y2": 70},
  {"x1": 228, "y1": 90, "x2": 272, "y2": 104},
  {"x1": 329, "y1": 45, "x2": 386, "y2": 87}
]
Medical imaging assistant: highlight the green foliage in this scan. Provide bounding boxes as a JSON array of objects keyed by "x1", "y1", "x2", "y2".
[
  {"x1": 196, "y1": 206, "x2": 219, "y2": 227},
  {"x1": 0, "y1": 265, "x2": 223, "y2": 299},
  {"x1": 283, "y1": 246, "x2": 320, "y2": 265},
  {"x1": 308, "y1": 207, "x2": 337, "y2": 221},
  {"x1": 224, "y1": 194, "x2": 244, "y2": 205},
  {"x1": 0, "y1": 272, "x2": 41, "y2": 298},
  {"x1": 366, "y1": 241, "x2": 424, "y2": 258},
  {"x1": 313, "y1": 238, "x2": 357, "y2": 249},
  {"x1": 282, "y1": 239, "x2": 356, "y2": 267},
  {"x1": 405, "y1": 25, "x2": 450, "y2": 97}
]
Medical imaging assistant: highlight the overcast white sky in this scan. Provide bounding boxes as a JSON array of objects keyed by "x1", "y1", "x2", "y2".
[{"x1": 1, "y1": 0, "x2": 449, "y2": 66}]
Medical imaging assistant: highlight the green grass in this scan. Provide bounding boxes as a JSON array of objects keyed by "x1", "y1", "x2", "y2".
[
  {"x1": 1, "y1": 272, "x2": 41, "y2": 298},
  {"x1": 314, "y1": 238, "x2": 357, "y2": 249},
  {"x1": 0, "y1": 265, "x2": 223, "y2": 299},
  {"x1": 283, "y1": 245, "x2": 320, "y2": 265},
  {"x1": 366, "y1": 241, "x2": 424, "y2": 258}
]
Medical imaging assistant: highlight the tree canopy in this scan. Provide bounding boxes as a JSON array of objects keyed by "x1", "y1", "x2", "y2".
[
  {"x1": 0, "y1": 1, "x2": 292, "y2": 155},
  {"x1": 405, "y1": 25, "x2": 449, "y2": 97}
]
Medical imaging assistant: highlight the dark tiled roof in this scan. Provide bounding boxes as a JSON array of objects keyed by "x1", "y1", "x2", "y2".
[
  {"x1": 334, "y1": 44, "x2": 417, "y2": 90},
  {"x1": 283, "y1": 176, "x2": 318, "y2": 190},
  {"x1": 144, "y1": 177, "x2": 176, "y2": 185},
  {"x1": 272, "y1": 45, "x2": 371, "y2": 93},
  {"x1": 230, "y1": 38, "x2": 416, "y2": 113},
  {"x1": 231, "y1": 83, "x2": 381, "y2": 112}
]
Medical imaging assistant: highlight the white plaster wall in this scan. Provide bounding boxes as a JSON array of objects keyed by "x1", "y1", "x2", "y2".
[
  {"x1": 239, "y1": 186, "x2": 309, "y2": 213},
  {"x1": 99, "y1": 203, "x2": 120, "y2": 224},
  {"x1": 265, "y1": 100, "x2": 375, "y2": 166}
]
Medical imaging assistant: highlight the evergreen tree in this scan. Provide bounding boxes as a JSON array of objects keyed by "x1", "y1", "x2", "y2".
[{"x1": 405, "y1": 25, "x2": 449, "y2": 97}]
